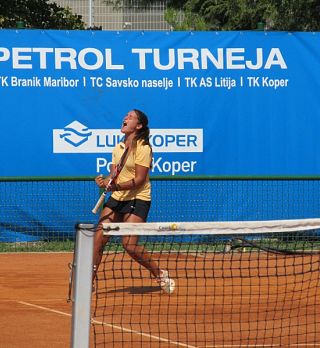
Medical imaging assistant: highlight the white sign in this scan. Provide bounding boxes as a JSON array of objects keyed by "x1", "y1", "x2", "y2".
[{"x1": 53, "y1": 121, "x2": 203, "y2": 153}]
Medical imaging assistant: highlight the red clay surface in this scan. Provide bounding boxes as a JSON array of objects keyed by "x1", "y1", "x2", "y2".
[
  {"x1": 92, "y1": 252, "x2": 320, "y2": 348},
  {"x1": 1, "y1": 252, "x2": 320, "y2": 348},
  {"x1": 0, "y1": 252, "x2": 94, "y2": 348}
]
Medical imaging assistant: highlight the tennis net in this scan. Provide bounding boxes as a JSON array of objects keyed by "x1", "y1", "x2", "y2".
[{"x1": 90, "y1": 219, "x2": 320, "y2": 348}]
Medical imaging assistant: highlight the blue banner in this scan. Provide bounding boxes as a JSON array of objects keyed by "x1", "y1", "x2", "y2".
[{"x1": 1, "y1": 30, "x2": 320, "y2": 177}]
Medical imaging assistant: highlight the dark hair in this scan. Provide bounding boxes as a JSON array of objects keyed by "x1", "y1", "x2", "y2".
[
  {"x1": 133, "y1": 109, "x2": 152, "y2": 168},
  {"x1": 133, "y1": 109, "x2": 151, "y2": 147}
]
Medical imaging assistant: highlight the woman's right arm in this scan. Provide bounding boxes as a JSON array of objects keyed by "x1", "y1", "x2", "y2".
[{"x1": 95, "y1": 164, "x2": 115, "y2": 188}]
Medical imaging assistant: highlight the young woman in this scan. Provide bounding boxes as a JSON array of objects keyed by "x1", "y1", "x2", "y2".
[{"x1": 93, "y1": 109, "x2": 175, "y2": 294}]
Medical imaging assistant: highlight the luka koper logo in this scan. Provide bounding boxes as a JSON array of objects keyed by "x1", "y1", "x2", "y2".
[
  {"x1": 53, "y1": 121, "x2": 203, "y2": 154},
  {"x1": 59, "y1": 121, "x2": 92, "y2": 147}
]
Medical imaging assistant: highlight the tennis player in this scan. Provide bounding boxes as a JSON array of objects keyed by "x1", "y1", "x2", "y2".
[{"x1": 93, "y1": 109, "x2": 175, "y2": 294}]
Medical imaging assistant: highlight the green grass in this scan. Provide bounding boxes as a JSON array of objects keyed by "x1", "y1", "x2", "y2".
[
  {"x1": 0, "y1": 240, "x2": 75, "y2": 252},
  {"x1": 1, "y1": 238, "x2": 319, "y2": 254}
]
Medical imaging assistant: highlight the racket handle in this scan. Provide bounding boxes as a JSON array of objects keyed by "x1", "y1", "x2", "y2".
[{"x1": 92, "y1": 191, "x2": 106, "y2": 214}]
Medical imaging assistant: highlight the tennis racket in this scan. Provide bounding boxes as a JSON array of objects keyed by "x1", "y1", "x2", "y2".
[{"x1": 92, "y1": 147, "x2": 129, "y2": 214}]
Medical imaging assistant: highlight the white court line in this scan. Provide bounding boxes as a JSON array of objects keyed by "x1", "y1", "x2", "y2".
[
  {"x1": 16, "y1": 301, "x2": 320, "y2": 348},
  {"x1": 91, "y1": 317, "x2": 197, "y2": 348},
  {"x1": 17, "y1": 301, "x2": 196, "y2": 348},
  {"x1": 18, "y1": 301, "x2": 72, "y2": 318}
]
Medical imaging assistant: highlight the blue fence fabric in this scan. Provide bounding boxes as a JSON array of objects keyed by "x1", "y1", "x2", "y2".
[{"x1": 1, "y1": 179, "x2": 319, "y2": 242}]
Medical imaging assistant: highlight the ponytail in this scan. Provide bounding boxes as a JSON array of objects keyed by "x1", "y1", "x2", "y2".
[
  {"x1": 133, "y1": 109, "x2": 151, "y2": 147},
  {"x1": 133, "y1": 109, "x2": 152, "y2": 168}
]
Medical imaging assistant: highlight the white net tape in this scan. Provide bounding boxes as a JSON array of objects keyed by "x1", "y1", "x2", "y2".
[{"x1": 103, "y1": 218, "x2": 320, "y2": 236}]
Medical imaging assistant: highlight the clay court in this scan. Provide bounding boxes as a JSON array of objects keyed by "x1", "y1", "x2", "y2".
[
  {"x1": 0, "y1": 253, "x2": 88, "y2": 348},
  {"x1": 93, "y1": 251, "x2": 320, "y2": 347},
  {"x1": 2, "y1": 250, "x2": 319, "y2": 348}
]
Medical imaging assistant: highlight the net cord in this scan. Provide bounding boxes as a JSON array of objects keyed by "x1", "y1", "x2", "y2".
[{"x1": 102, "y1": 218, "x2": 320, "y2": 236}]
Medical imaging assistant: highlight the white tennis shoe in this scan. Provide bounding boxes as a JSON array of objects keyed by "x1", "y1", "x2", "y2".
[{"x1": 159, "y1": 270, "x2": 175, "y2": 294}]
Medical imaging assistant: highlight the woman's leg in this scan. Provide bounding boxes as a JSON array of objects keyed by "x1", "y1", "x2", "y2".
[
  {"x1": 121, "y1": 213, "x2": 161, "y2": 279},
  {"x1": 93, "y1": 206, "x2": 121, "y2": 281}
]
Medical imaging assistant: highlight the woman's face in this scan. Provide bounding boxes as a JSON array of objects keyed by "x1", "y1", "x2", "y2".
[{"x1": 121, "y1": 110, "x2": 141, "y2": 135}]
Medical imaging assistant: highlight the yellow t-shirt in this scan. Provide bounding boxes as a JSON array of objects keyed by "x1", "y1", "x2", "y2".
[{"x1": 111, "y1": 140, "x2": 152, "y2": 201}]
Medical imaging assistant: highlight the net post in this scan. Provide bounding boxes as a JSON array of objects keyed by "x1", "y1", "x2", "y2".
[{"x1": 70, "y1": 223, "x2": 95, "y2": 348}]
